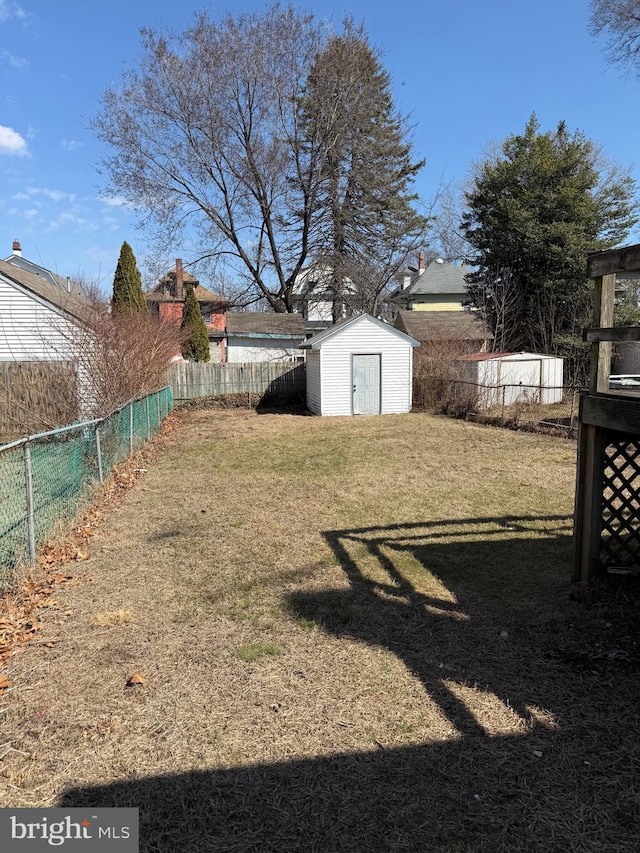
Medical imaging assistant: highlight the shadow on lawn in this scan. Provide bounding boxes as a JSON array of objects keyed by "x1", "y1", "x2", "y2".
[
  {"x1": 291, "y1": 515, "x2": 576, "y2": 738},
  {"x1": 60, "y1": 515, "x2": 640, "y2": 851}
]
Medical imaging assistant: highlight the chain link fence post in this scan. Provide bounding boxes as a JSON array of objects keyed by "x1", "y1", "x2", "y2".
[
  {"x1": 95, "y1": 424, "x2": 104, "y2": 485},
  {"x1": 23, "y1": 442, "x2": 36, "y2": 564},
  {"x1": 129, "y1": 401, "x2": 134, "y2": 454}
]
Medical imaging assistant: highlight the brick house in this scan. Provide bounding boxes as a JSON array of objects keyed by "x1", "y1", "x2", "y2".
[{"x1": 145, "y1": 259, "x2": 230, "y2": 362}]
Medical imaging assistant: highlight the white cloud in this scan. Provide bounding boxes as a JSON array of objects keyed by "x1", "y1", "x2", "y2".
[
  {"x1": 0, "y1": 124, "x2": 27, "y2": 156},
  {"x1": 0, "y1": 48, "x2": 28, "y2": 69},
  {"x1": 0, "y1": 2, "x2": 35, "y2": 25},
  {"x1": 12, "y1": 187, "x2": 76, "y2": 202},
  {"x1": 60, "y1": 138, "x2": 82, "y2": 152},
  {"x1": 100, "y1": 195, "x2": 129, "y2": 208}
]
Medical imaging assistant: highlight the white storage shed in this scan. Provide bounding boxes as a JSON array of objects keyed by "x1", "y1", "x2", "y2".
[
  {"x1": 301, "y1": 313, "x2": 419, "y2": 416},
  {"x1": 457, "y1": 352, "x2": 564, "y2": 409}
]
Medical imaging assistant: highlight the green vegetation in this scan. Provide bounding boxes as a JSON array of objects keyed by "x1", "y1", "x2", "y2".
[
  {"x1": 111, "y1": 241, "x2": 147, "y2": 314},
  {"x1": 236, "y1": 641, "x2": 281, "y2": 662},
  {"x1": 180, "y1": 284, "x2": 210, "y2": 362},
  {"x1": 463, "y1": 114, "x2": 637, "y2": 361}
]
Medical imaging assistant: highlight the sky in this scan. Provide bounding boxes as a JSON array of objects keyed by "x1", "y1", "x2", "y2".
[{"x1": 0, "y1": 0, "x2": 637, "y2": 292}]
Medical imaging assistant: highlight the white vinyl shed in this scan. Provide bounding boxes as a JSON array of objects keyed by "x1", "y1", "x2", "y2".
[
  {"x1": 301, "y1": 313, "x2": 419, "y2": 416},
  {"x1": 457, "y1": 352, "x2": 564, "y2": 409}
]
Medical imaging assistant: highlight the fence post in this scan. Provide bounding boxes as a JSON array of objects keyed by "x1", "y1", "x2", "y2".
[
  {"x1": 501, "y1": 386, "x2": 506, "y2": 421},
  {"x1": 146, "y1": 395, "x2": 151, "y2": 439},
  {"x1": 24, "y1": 442, "x2": 36, "y2": 564},
  {"x1": 95, "y1": 425, "x2": 104, "y2": 485},
  {"x1": 157, "y1": 390, "x2": 161, "y2": 426},
  {"x1": 129, "y1": 402, "x2": 134, "y2": 454}
]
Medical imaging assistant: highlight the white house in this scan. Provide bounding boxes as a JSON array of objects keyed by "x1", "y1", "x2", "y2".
[
  {"x1": 0, "y1": 259, "x2": 92, "y2": 418},
  {"x1": 0, "y1": 260, "x2": 88, "y2": 362},
  {"x1": 292, "y1": 258, "x2": 358, "y2": 331},
  {"x1": 301, "y1": 313, "x2": 419, "y2": 416},
  {"x1": 225, "y1": 312, "x2": 306, "y2": 363}
]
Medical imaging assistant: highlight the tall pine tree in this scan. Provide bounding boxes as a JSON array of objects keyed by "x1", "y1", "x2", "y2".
[
  {"x1": 462, "y1": 115, "x2": 637, "y2": 354},
  {"x1": 180, "y1": 284, "x2": 210, "y2": 362},
  {"x1": 299, "y1": 22, "x2": 426, "y2": 320},
  {"x1": 112, "y1": 241, "x2": 147, "y2": 313}
]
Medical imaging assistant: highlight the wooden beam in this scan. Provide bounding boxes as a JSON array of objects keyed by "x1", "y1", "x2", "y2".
[
  {"x1": 573, "y1": 419, "x2": 609, "y2": 582},
  {"x1": 589, "y1": 274, "x2": 616, "y2": 394},
  {"x1": 584, "y1": 326, "x2": 640, "y2": 342},
  {"x1": 588, "y1": 243, "x2": 640, "y2": 278},
  {"x1": 581, "y1": 393, "x2": 640, "y2": 434}
]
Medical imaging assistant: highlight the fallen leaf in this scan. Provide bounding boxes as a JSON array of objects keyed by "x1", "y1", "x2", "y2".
[
  {"x1": 0, "y1": 675, "x2": 13, "y2": 690},
  {"x1": 74, "y1": 551, "x2": 90, "y2": 561},
  {"x1": 126, "y1": 672, "x2": 148, "y2": 687},
  {"x1": 52, "y1": 574, "x2": 71, "y2": 584}
]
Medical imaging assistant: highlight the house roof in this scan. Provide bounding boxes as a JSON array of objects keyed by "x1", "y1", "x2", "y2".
[
  {"x1": 394, "y1": 310, "x2": 493, "y2": 342},
  {"x1": 3, "y1": 251, "x2": 87, "y2": 301},
  {"x1": 394, "y1": 259, "x2": 470, "y2": 299},
  {"x1": 301, "y1": 312, "x2": 419, "y2": 349},
  {"x1": 226, "y1": 312, "x2": 306, "y2": 339},
  {"x1": 146, "y1": 266, "x2": 229, "y2": 305},
  {"x1": 0, "y1": 260, "x2": 89, "y2": 323}
]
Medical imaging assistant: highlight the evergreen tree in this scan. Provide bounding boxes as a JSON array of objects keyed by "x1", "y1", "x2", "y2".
[
  {"x1": 180, "y1": 284, "x2": 210, "y2": 362},
  {"x1": 299, "y1": 22, "x2": 427, "y2": 319},
  {"x1": 112, "y1": 241, "x2": 147, "y2": 313},
  {"x1": 462, "y1": 115, "x2": 637, "y2": 354}
]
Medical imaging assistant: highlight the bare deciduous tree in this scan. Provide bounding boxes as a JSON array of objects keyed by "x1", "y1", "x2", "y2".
[
  {"x1": 93, "y1": 7, "x2": 326, "y2": 314},
  {"x1": 590, "y1": 0, "x2": 640, "y2": 75}
]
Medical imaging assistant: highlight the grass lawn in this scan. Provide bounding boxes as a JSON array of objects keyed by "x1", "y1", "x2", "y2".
[{"x1": 1, "y1": 408, "x2": 639, "y2": 851}]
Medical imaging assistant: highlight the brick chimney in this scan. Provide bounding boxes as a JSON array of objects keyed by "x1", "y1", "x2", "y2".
[
  {"x1": 175, "y1": 258, "x2": 184, "y2": 300},
  {"x1": 12, "y1": 239, "x2": 22, "y2": 257},
  {"x1": 418, "y1": 250, "x2": 426, "y2": 273}
]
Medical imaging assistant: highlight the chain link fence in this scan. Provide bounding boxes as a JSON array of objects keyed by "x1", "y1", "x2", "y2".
[
  {"x1": 0, "y1": 387, "x2": 173, "y2": 581},
  {"x1": 413, "y1": 376, "x2": 582, "y2": 436}
]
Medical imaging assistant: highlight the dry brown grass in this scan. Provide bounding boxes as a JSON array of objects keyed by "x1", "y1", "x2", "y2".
[{"x1": 1, "y1": 408, "x2": 639, "y2": 851}]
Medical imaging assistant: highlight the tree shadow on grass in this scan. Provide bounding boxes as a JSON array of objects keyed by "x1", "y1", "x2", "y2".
[{"x1": 60, "y1": 515, "x2": 640, "y2": 851}]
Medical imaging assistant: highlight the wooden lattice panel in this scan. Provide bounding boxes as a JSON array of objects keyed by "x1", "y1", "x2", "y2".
[{"x1": 601, "y1": 438, "x2": 640, "y2": 569}]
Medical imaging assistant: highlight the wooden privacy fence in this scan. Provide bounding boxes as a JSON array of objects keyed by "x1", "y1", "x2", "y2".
[
  {"x1": 0, "y1": 361, "x2": 78, "y2": 443},
  {"x1": 167, "y1": 361, "x2": 306, "y2": 402}
]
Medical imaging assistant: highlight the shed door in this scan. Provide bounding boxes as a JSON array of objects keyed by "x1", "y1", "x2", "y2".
[{"x1": 353, "y1": 354, "x2": 381, "y2": 415}]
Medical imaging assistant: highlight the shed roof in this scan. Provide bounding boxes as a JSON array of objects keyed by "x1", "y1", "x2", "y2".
[
  {"x1": 457, "y1": 351, "x2": 560, "y2": 362},
  {"x1": 301, "y1": 312, "x2": 419, "y2": 349},
  {"x1": 0, "y1": 260, "x2": 89, "y2": 323},
  {"x1": 394, "y1": 310, "x2": 492, "y2": 342}
]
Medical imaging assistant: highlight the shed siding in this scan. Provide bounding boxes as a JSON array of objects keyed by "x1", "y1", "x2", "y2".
[
  {"x1": 318, "y1": 318, "x2": 412, "y2": 416},
  {"x1": 0, "y1": 277, "x2": 79, "y2": 361},
  {"x1": 306, "y1": 350, "x2": 321, "y2": 414}
]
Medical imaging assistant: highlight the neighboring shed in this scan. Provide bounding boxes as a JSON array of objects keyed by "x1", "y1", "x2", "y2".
[
  {"x1": 226, "y1": 312, "x2": 306, "y2": 363},
  {"x1": 457, "y1": 352, "x2": 564, "y2": 409},
  {"x1": 300, "y1": 313, "x2": 419, "y2": 416}
]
